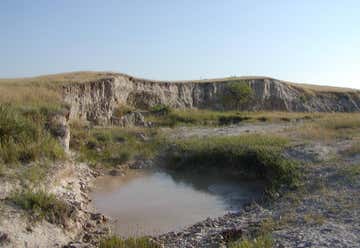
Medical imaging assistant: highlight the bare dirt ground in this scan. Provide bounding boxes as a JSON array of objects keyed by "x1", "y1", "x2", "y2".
[{"x1": 166, "y1": 122, "x2": 292, "y2": 139}]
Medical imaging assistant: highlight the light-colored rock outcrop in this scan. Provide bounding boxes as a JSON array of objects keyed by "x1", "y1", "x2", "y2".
[
  {"x1": 62, "y1": 74, "x2": 360, "y2": 124},
  {"x1": 48, "y1": 114, "x2": 70, "y2": 152}
]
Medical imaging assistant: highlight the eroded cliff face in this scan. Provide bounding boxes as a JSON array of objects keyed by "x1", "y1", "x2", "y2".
[{"x1": 62, "y1": 75, "x2": 360, "y2": 124}]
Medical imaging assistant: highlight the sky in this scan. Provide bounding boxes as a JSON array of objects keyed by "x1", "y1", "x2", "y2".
[{"x1": 1, "y1": 0, "x2": 359, "y2": 88}]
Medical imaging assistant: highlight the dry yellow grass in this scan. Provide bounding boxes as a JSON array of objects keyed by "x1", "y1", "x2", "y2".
[
  {"x1": 0, "y1": 71, "x2": 115, "y2": 86},
  {"x1": 293, "y1": 113, "x2": 360, "y2": 141},
  {"x1": 0, "y1": 71, "x2": 116, "y2": 107},
  {"x1": 0, "y1": 84, "x2": 61, "y2": 107},
  {"x1": 290, "y1": 82, "x2": 359, "y2": 93}
]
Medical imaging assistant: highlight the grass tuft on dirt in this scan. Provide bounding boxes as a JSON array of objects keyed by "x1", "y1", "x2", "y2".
[
  {"x1": 99, "y1": 236, "x2": 159, "y2": 248},
  {"x1": 8, "y1": 190, "x2": 72, "y2": 225},
  {"x1": 228, "y1": 235, "x2": 273, "y2": 248}
]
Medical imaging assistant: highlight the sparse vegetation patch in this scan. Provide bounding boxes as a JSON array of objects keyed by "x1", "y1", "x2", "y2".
[
  {"x1": 70, "y1": 124, "x2": 161, "y2": 167},
  {"x1": 99, "y1": 236, "x2": 159, "y2": 248},
  {"x1": 8, "y1": 190, "x2": 72, "y2": 225}
]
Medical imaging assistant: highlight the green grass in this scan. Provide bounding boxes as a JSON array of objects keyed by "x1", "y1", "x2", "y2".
[
  {"x1": 163, "y1": 134, "x2": 299, "y2": 192},
  {"x1": 70, "y1": 124, "x2": 162, "y2": 167},
  {"x1": 146, "y1": 108, "x2": 319, "y2": 127},
  {"x1": 228, "y1": 235, "x2": 273, "y2": 248},
  {"x1": 9, "y1": 190, "x2": 72, "y2": 224},
  {"x1": 20, "y1": 163, "x2": 48, "y2": 184},
  {"x1": 0, "y1": 105, "x2": 65, "y2": 165},
  {"x1": 339, "y1": 164, "x2": 360, "y2": 184},
  {"x1": 99, "y1": 236, "x2": 159, "y2": 248}
]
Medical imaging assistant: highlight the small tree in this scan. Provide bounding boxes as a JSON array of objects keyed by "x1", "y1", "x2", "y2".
[{"x1": 222, "y1": 81, "x2": 253, "y2": 109}]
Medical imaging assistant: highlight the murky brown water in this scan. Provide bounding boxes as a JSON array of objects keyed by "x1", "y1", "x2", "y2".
[{"x1": 91, "y1": 170, "x2": 264, "y2": 237}]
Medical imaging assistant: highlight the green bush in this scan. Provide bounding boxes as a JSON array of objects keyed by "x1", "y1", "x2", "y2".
[
  {"x1": 222, "y1": 81, "x2": 253, "y2": 109},
  {"x1": 0, "y1": 105, "x2": 65, "y2": 164},
  {"x1": 218, "y1": 115, "x2": 250, "y2": 125},
  {"x1": 150, "y1": 104, "x2": 171, "y2": 116},
  {"x1": 163, "y1": 134, "x2": 299, "y2": 192},
  {"x1": 99, "y1": 236, "x2": 159, "y2": 248},
  {"x1": 9, "y1": 190, "x2": 72, "y2": 224}
]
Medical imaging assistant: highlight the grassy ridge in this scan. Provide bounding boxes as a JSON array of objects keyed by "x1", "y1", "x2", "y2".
[{"x1": 163, "y1": 134, "x2": 299, "y2": 192}]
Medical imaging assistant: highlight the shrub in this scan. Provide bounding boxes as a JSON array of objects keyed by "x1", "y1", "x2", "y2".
[
  {"x1": 150, "y1": 104, "x2": 171, "y2": 116},
  {"x1": 9, "y1": 190, "x2": 72, "y2": 224},
  {"x1": 222, "y1": 81, "x2": 253, "y2": 109},
  {"x1": 99, "y1": 236, "x2": 159, "y2": 248},
  {"x1": 218, "y1": 116, "x2": 250, "y2": 125}
]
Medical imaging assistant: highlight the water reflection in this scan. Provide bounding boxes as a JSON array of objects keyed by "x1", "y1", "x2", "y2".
[{"x1": 90, "y1": 169, "x2": 264, "y2": 237}]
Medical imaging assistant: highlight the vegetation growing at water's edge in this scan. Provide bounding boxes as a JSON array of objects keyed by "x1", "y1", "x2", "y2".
[
  {"x1": 0, "y1": 105, "x2": 65, "y2": 166},
  {"x1": 163, "y1": 134, "x2": 299, "y2": 193},
  {"x1": 8, "y1": 190, "x2": 72, "y2": 225},
  {"x1": 70, "y1": 123, "x2": 162, "y2": 167},
  {"x1": 221, "y1": 81, "x2": 253, "y2": 109},
  {"x1": 99, "y1": 236, "x2": 160, "y2": 248}
]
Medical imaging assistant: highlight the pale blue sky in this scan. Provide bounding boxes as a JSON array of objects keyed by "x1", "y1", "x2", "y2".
[{"x1": 1, "y1": 0, "x2": 359, "y2": 88}]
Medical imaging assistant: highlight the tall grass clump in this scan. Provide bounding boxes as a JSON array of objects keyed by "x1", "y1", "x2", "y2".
[
  {"x1": 99, "y1": 236, "x2": 159, "y2": 248},
  {"x1": 9, "y1": 190, "x2": 72, "y2": 224},
  {"x1": 164, "y1": 134, "x2": 298, "y2": 192},
  {"x1": 70, "y1": 125, "x2": 161, "y2": 167},
  {"x1": 0, "y1": 105, "x2": 65, "y2": 164}
]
